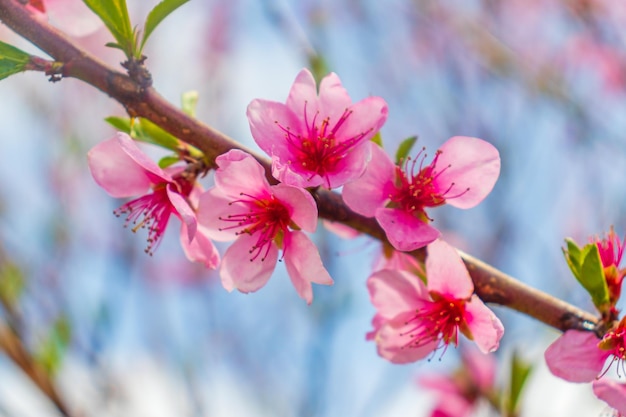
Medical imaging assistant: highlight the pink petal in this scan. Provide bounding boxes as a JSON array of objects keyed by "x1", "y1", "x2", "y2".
[
  {"x1": 179, "y1": 224, "x2": 220, "y2": 269},
  {"x1": 342, "y1": 143, "x2": 395, "y2": 217},
  {"x1": 367, "y1": 269, "x2": 429, "y2": 320},
  {"x1": 219, "y1": 234, "x2": 278, "y2": 293},
  {"x1": 271, "y1": 184, "x2": 318, "y2": 233},
  {"x1": 418, "y1": 374, "x2": 463, "y2": 396},
  {"x1": 88, "y1": 134, "x2": 154, "y2": 197},
  {"x1": 463, "y1": 295, "x2": 504, "y2": 354},
  {"x1": 376, "y1": 320, "x2": 438, "y2": 364},
  {"x1": 593, "y1": 379, "x2": 626, "y2": 414},
  {"x1": 429, "y1": 397, "x2": 474, "y2": 417},
  {"x1": 544, "y1": 330, "x2": 609, "y2": 382},
  {"x1": 321, "y1": 220, "x2": 360, "y2": 239},
  {"x1": 214, "y1": 149, "x2": 271, "y2": 199},
  {"x1": 434, "y1": 136, "x2": 501, "y2": 209},
  {"x1": 196, "y1": 188, "x2": 240, "y2": 242},
  {"x1": 328, "y1": 96, "x2": 388, "y2": 149},
  {"x1": 426, "y1": 239, "x2": 474, "y2": 298},
  {"x1": 375, "y1": 208, "x2": 440, "y2": 251},
  {"x1": 270, "y1": 156, "x2": 324, "y2": 188},
  {"x1": 115, "y1": 132, "x2": 171, "y2": 183},
  {"x1": 283, "y1": 231, "x2": 333, "y2": 304},
  {"x1": 285, "y1": 68, "x2": 320, "y2": 124},
  {"x1": 462, "y1": 348, "x2": 496, "y2": 391},
  {"x1": 318, "y1": 72, "x2": 352, "y2": 120},
  {"x1": 167, "y1": 184, "x2": 197, "y2": 241},
  {"x1": 320, "y1": 142, "x2": 372, "y2": 189},
  {"x1": 247, "y1": 100, "x2": 302, "y2": 160}
]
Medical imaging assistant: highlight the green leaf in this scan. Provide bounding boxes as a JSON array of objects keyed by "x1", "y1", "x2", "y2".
[
  {"x1": 563, "y1": 238, "x2": 583, "y2": 280},
  {"x1": 181, "y1": 90, "x2": 199, "y2": 118},
  {"x1": 104, "y1": 116, "x2": 132, "y2": 132},
  {"x1": 0, "y1": 261, "x2": 25, "y2": 310},
  {"x1": 158, "y1": 155, "x2": 180, "y2": 169},
  {"x1": 140, "y1": 0, "x2": 190, "y2": 52},
  {"x1": 0, "y1": 41, "x2": 31, "y2": 81},
  {"x1": 506, "y1": 351, "x2": 532, "y2": 415},
  {"x1": 36, "y1": 316, "x2": 72, "y2": 376},
  {"x1": 370, "y1": 131, "x2": 383, "y2": 147},
  {"x1": 579, "y1": 243, "x2": 610, "y2": 308},
  {"x1": 83, "y1": 0, "x2": 134, "y2": 56},
  {"x1": 395, "y1": 135, "x2": 418, "y2": 165},
  {"x1": 136, "y1": 118, "x2": 180, "y2": 150}
]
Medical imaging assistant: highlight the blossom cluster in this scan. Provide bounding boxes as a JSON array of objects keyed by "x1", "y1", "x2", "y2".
[
  {"x1": 545, "y1": 228, "x2": 626, "y2": 414},
  {"x1": 88, "y1": 68, "x2": 504, "y2": 361}
]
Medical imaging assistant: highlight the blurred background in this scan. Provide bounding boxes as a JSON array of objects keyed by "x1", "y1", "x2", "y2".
[{"x1": 1, "y1": 0, "x2": 626, "y2": 415}]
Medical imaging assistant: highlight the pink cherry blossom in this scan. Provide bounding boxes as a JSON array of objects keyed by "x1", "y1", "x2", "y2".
[
  {"x1": 343, "y1": 137, "x2": 500, "y2": 251},
  {"x1": 419, "y1": 347, "x2": 496, "y2": 417},
  {"x1": 593, "y1": 379, "x2": 626, "y2": 416},
  {"x1": 366, "y1": 239, "x2": 504, "y2": 363},
  {"x1": 88, "y1": 132, "x2": 219, "y2": 268},
  {"x1": 593, "y1": 227, "x2": 626, "y2": 305},
  {"x1": 545, "y1": 317, "x2": 626, "y2": 383},
  {"x1": 247, "y1": 68, "x2": 388, "y2": 189},
  {"x1": 197, "y1": 149, "x2": 333, "y2": 304}
]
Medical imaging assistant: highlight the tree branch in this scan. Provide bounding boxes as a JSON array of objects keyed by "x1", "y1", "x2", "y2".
[{"x1": 0, "y1": 0, "x2": 598, "y2": 337}]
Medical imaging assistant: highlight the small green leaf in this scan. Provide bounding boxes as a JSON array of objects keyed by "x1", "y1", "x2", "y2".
[
  {"x1": 140, "y1": 0, "x2": 190, "y2": 52},
  {"x1": 36, "y1": 316, "x2": 72, "y2": 376},
  {"x1": 104, "y1": 116, "x2": 132, "y2": 132},
  {"x1": 395, "y1": 136, "x2": 418, "y2": 165},
  {"x1": 181, "y1": 90, "x2": 199, "y2": 118},
  {"x1": 506, "y1": 351, "x2": 532, "y2": 415},
  {"x1": 83, "y1": 0, "x2": 134, "y2": 56},
  {"x1": 370, "y1": 131, "x2": 383, "y2": 147},
  {"x1": 137, "y1": 118, "x2": 180, "y2": 150},
  {"x1": 0, "y1": 261, "x2": 25, "y2": 309},
  {"x1": 563, "y1": 238, "x2": 583, "y2": 280},
  {"x1": 580, "y1": 243, "x2": 610, "y2": 309},
  {"x1": 0, "y1": 41, "x2": 31, "y2": 81},
  {"x1": 158, "y1": 155, "x2": 180, "y2": 169}
]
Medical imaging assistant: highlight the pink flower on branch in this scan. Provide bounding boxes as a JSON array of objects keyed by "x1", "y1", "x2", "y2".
[
  {"x1": 197, "y1": 149, "x2": 333, "y2": 304},
  {"x1": 88, "y1": 132, "x2": 219, "y2": 268},
  {"x1": 247, "y1": 68, "x2": 388, "y2": 189},
  {"x1": 343, "y1": 137, "x2": 500, "y2": 251},
  {"x1": 366, "y1": 239, "x2": 504, "y2": 364},
  {"x1": 594, "y1": 227, "x2": 626, "y2": 306}
]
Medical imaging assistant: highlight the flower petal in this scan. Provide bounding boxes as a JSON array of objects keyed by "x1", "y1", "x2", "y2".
[
  {"x1": 219, "y1": 234, "x2": 277, "y2": 293},
  {"x1": 179, "y1": 223, "x2": 220, "y2": 269},
  {"x1": 167, "y1": 184, "x2": 196, "y2": 241},
  {"x1": 285, "y1": 68, "x2": 320, "y2": 124},
  {"x1": 593, "y1": 379, "x2": 626, "y2": 414},
  {"x1": 367, "y1": 269, "x2": 428, "y2": 320},
  {"x1": 214, "y1": 149, "x2": 271, "y2": 199},
  {"x1": 116, "y1": 132, "x2": 171, "y2": 182},
  {"x1": 375, "y1": 207, "x2": 440, "y2": 251},
  {"x1": 271, "y1": 184, "x2": 318, "y2": 232},
  {"x1": 376, "y1": 320, "x2": 438, "y2": 364},
  {"x1": 426, "y1": 239, "x2": 474, "y2": 298},
  {"x1": 434, "y1": 136, "x2": 500, "y2": 209},
  {"x1": 342, "y1": 143, "x2": 395, "y2": 217},
  {"x1": 88, "y1": 134, "x2": 155, "y2": 197},
  {"x1": 196, "y1": 188, "x2": 240, "y2": 242},
  {"x1": 329, "y1": 96, "x2": 388, "y2": 149},
  {"x1": 463, "y1": 295, "x2": 504, "y2": 354},
  {"x1": 544, "y1": 330, "x2": 608, "y2": 382},
  {"x1": 318, "y1": 72, "x2": 352, "y2": 119},
  {"x1": 247, "y1": 99, "x2": 302, "y2": 161},
  {"x1": 283, "y1": 231, "x2": 333, "y2": 304}
]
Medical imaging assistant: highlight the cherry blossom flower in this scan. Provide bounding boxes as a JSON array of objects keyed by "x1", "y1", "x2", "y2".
[
  {"x1": 197, "y1": 149, "x2": 333, "y2": 304},
  {"x1": 88, "y1": 132, "x2": 219, "y2": 268},
  {"x1": 246, "y1": 68, "x2": 388, "y2": 189},
  {"x1": 343, "y1": 137, "x2": 500, "y2": 251},
  {"x1": 593, "y1": 379, "x2": 626, "y2": 416},
  {"x1": 418, "y1": 347, "x2": 496, "y2": 417},
  {"x1": 366, "y1": 239, "x2": 504, "y2": 363}
]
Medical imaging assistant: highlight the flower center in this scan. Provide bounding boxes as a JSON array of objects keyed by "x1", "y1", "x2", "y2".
[
  {"x1": 599, "y1": 319, "x2": 626, "y2": 376},
  {"x1": 276, "y1": 102, "x2": 372, "y2": 181},
  {"x1": 389, "y1": 149, "x2": 468, "y2": 221},
  {"x1": 114, "y1": 184, "x2": 173, "y2": 256},
  {"x1": 400, "y1": 294, "x2": 467, "y2": 353},
  {"x1": 219, "y1": 192, "x2": 291, "y2": 261}
]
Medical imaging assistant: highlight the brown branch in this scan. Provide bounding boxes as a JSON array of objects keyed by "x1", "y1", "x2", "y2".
[
  {"x1": 0, "y1": 0, "x2": 598, "y2": 337},
  {"x1": 0, "y1": 321, "x2": 71, "y2": 416}
]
